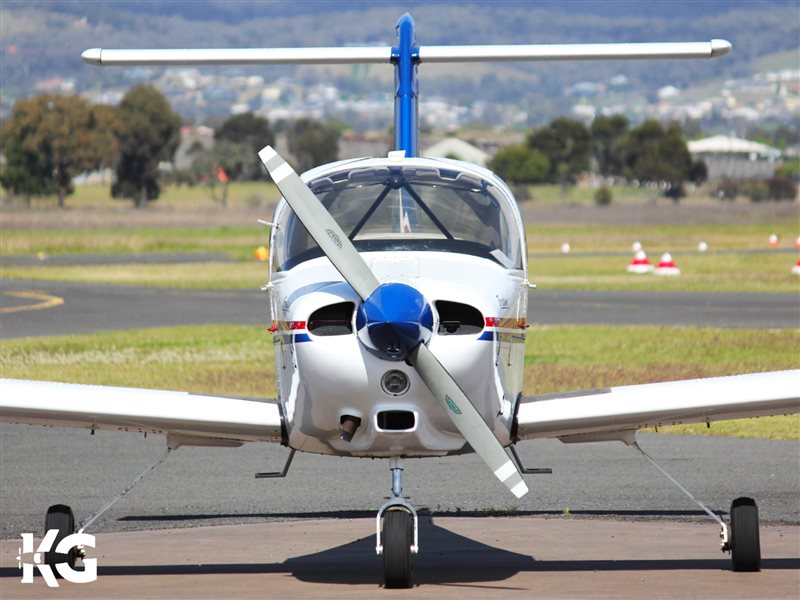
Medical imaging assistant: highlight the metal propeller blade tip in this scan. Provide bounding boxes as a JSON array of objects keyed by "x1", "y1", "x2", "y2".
[{"x1": 409, "y1": 344, "x2": 529, "y2": 498}]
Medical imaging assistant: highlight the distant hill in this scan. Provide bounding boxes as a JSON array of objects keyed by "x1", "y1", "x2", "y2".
[{"x1": 1, "y1": 0, "x2": 798, "y2": 121}]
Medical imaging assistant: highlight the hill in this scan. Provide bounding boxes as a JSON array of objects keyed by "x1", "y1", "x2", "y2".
[{"x1": 1, "y1": 1, "x2": 797, "y2": 127}]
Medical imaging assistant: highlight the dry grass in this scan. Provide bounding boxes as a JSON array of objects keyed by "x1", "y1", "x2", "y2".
[
  {"x1": 529, "y1": 252, "x2": 799, "y2": 293},
  {"x1": 0, "y1": 262, "x2": 268, "y2": 289}
]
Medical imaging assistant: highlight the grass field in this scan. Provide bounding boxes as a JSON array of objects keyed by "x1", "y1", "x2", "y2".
[
  {"x1": 524, "y1": 222, "x2": 797, "y2": 253},
  {"x1": 1, "y1": 323, "x2": 797, "y2": 440},
  {"x1": 2, "y1": 181, "x2": 689, "y2": 210},
  {"x1": 3, "y1": 248, "x2": 797, "y2": 293},
  {"x1": 1, "y1": 226, "x2": 266, "y2": 261},
  {"x1": 2, "y1": 217, "x2": 798, "y2": 293},
  {"x1": 2, "y1": 181, "x2": 282, "y2": 210},
  {"x1": 530, "y1": 252, "x2": 798, "y2": 293}
]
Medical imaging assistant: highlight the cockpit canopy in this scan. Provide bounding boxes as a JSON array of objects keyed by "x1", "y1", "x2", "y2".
[{"x1": 272, "y1": 161, "x2": 524, "y2": 272}]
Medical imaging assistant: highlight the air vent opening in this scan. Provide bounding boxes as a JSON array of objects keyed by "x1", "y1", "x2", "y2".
[
  {"x1": 435, "y1": 300, "x2": 484, "y2": 335},
  {"x1": 308, "y1": 302, "x2": 355, "y2": 336},
  {"x1": 376, "y1": 410, "x2": 415, "y2": 431}
]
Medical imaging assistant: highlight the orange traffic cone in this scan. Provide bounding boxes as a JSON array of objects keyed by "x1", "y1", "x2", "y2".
[
  {"x1": 254, "y1": 246, "x2": 269, "y2": 261},
  {"x1": 627, "y1": 250, "x2": 654, "y2": 274},
  {"x1": 654, "y1": 252, "x2": 681, "y2": 276},
  {"x1": 768, "y1": 234, "x2": 779, "y2": 248},
  {"x1": 792, "y1": 260, "x2": 800, "y2": 276}
]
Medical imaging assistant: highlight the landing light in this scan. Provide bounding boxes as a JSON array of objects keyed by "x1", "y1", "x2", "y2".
[{"x1": 382, "y1": 370, "x2": 410, "y2": 396}]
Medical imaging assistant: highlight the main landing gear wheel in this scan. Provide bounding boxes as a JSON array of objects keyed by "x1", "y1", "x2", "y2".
[
  {"x1": 44, "y1": 504, "x2": 77, "y2": 572},
  {"x1": 383, "y1": 508, "x2": 413, "y2": 589},
  {"x1": 730, "y1": 496, "x2": 761, "y2": 572}
]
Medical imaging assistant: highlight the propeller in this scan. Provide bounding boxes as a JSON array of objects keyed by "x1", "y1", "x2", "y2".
[{"x1": 259, "y1": 146, "x2": 528, "y2": 498}]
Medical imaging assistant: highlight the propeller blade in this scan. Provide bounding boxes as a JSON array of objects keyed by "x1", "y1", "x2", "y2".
[
  {"x1": 409, "y1": 343, "x2": 529, "y2": 498},
  {"x1": 258, "y1": 146, "x2": 380, "y2": 301}
]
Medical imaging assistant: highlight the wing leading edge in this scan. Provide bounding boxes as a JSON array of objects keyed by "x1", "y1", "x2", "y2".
[
  {"x1": 514, "y1": 370, "x2": 799, "y2": 444},
  {"x1": 0, "y1": 379, "x2": 284, "y2": 447}
]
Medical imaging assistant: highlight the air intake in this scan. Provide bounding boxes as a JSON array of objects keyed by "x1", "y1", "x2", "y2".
[
  {"x1": 308, "y1": 302, "x2": 355, "y2": 336},
  {"x1": 435, "y1": 301, "x2": 483, "y2": 335},
  {"x1": 376, "y1": 410, "x2": 415, "y2": 431}
]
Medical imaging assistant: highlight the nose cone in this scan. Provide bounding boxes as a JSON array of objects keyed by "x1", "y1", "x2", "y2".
[{"x1": 356, "y1": 283, "x2": 433, "y2": 360}]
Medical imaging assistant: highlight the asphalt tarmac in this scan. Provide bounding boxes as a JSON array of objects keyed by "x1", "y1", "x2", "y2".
[
  {"x1": 2, "y1": 518, "x2": 799, "y2": 598},
  {"x1": 1, "y1": 278, "x2": 797, "y2": 339},
  {"x1": 1, "y1": 428, "x2": 798, "y2": 597},
  {"x1": 1, "y1": 426, "x2": 798, "y2": 538},
  {"x1": 1, "y1": 275, "x2": 798, "y2": 597}
]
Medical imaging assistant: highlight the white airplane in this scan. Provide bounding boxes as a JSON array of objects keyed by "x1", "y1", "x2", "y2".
[{"x1": 1, "y1": 13, "x2": 798, "y2": 589}]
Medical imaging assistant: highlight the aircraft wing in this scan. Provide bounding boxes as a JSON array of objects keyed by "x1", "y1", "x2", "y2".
[
  {"x1": 0, "y1": 379, "x2": 283, "y2": 447},
  {"x1": 514, "y1": 370, "x2": 799, "y2": 444}
]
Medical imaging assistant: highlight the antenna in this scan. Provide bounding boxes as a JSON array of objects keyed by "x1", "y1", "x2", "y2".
[{"x1": 82, "y1": 14, "x2": 732, "y2": 159}]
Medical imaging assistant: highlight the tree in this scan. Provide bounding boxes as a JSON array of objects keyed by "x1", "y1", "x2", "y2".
[
  {"x1": 527, "y1": 118, "x2": 591, "y2": 184},
  {"x1": 286, "y1": 119, "x2": 339, "y2": 173},
  {"x1": 0, "y1": 95, "x2": 118, "y2": 207},
  {"x1": 188, "y1": 140, "x2": 254, "y2": 207},
  {"x1": 488, "y1": 145, "x2": 549, "y2": 186},
  {"x1": 112, "y1": 85, "x2": 181, "y2": 208},
  {"x1": 590, "y1": 114, "x2": 629, "y2": 176},
  {"x1": 214, "y1": 113, "x2": 274, "y2": 180},
  {"x1": 616, "y1": 121, "x2": 695, "y2": 202}
]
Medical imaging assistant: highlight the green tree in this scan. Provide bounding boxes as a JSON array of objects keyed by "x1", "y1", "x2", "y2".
[
  {"x1": 112, "y1": 85, "x2": 181, "y2": 208},
  {"x1": 0, "y1": 95, "x2": 118, "y2": 207},
  {"x1": 527, "y1": 118, "x2": 591, "y2": 184},
  {"x1": 286, "y1": 118, "x2": 339, "y2": 173},
  {"x1": 590, "y1": 114, "x2": 629, "y2": 176},
  {"x1": 214, "y1": 113, "x2": 274, "y2": 180},
  {"x1": 618, "y1": 121, "x2": 694, "y2": 202},
  {"x1": 188, "y1": 141, "x2": 253, "y2": 207},
  {"x1": 488, "y1": 145, "x2": 549, "y2": 185}
]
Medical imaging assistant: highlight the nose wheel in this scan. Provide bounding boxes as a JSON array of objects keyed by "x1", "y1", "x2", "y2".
[
  {"x1": 382, "y1": 508, "x2": 414, "y2": 588},
  {"x1": 376, "y1": 458, "x2": 418, "y2": 588}
]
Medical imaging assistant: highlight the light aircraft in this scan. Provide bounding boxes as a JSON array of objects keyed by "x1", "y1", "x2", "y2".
[{"x1": 1, "y1": 13, "x2": 798, "y2": 589}]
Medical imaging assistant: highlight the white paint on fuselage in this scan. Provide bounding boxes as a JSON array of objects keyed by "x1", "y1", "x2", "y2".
[
  {"x1": 267, "y1": 156, "x2": 529, "y2": 458},
  {"x1": 270, "y1": 252, "x2": 527, "y2": 457}
]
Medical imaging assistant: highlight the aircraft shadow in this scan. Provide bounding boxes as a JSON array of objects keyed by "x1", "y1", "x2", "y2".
[
  {"x1": 3, "y1": 517, "x2": 797, "y2": 587},
  {"x1": 118, "y1": 507, "x2": 727, "y2": 522}
]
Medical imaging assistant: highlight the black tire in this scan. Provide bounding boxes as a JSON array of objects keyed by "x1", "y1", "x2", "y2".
[
  {"x1": 730, "y1": 497, "x2": 760, "y2": 572},
  {"x1": 44, "y1": 504, "x2": 76, "y2": 573},
  {"x1": 382, "y1": 509, "x2": 413, "y2": 588}
]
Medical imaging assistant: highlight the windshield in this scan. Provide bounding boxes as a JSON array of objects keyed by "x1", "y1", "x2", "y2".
[{"x1": 272, "y1": 164, "x2": 522, "y2": 272}]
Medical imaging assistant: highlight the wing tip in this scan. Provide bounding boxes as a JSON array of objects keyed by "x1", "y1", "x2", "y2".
[
  {"x1": 81, "y1": 48, "x2": 102, "y2": 65},
  {"x1": 711, "y1": 39, "x2": 732, "y2": 58}
]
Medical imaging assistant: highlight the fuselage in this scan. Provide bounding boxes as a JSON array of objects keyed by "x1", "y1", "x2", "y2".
[{"x1": 268, "y1": 156, "x2": 529, "y2": 457}]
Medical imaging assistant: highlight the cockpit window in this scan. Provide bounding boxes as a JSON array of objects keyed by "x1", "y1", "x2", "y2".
[{"x1": 272, "y1": 165, "x2": 522, "y2": 271}]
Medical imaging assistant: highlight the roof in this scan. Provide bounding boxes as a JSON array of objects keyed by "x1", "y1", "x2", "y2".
[
  {"x1": 422, "y1": 137, "x2": 489, "y2": 167},
  {"x1": 687, "y1": 135, "x2": 781, "y2": 158}
]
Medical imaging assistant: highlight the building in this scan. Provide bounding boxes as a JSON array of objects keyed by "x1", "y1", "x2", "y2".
[
  {"x1": 687, "y1": 135, "x2": 782, "y2": 180},
  {"x1": 422, "y1": 137, "x2": 489, "y2": 167}
]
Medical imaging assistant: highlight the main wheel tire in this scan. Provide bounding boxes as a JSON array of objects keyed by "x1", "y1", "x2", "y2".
[
  {"x1": 44, "y1": 504, "x2": 76, "y2": 573},
  {"x1": 730, "y1": 496, "x2": 760, "y2": 572},
  {"x1": 382, "y1": 509, "x2": 413, "y2": 588}
]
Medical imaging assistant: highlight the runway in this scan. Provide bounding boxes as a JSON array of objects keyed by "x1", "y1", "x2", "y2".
[{"x1": 1, "y1": 278, "x2": 797, "y2": 339}]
